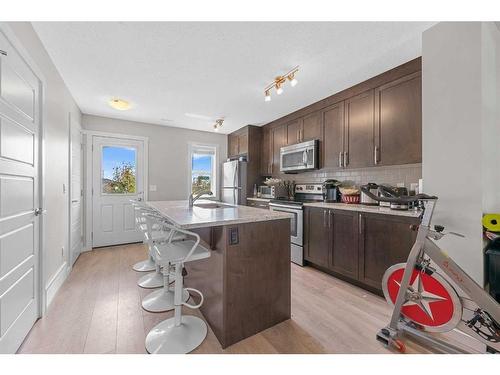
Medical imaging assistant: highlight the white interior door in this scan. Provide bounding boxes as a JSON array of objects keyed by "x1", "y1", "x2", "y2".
[
  {"x1": 92, "y1": 136, "x2": 144, "y2": 248},
  {"x1": 0, "y1": 30, "x2": 41, "y2": 353},
  {"x1": 69, "y1": 116, "x2": 82, "y2": 265}
]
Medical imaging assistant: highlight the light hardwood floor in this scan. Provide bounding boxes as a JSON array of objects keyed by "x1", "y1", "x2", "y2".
[{"x1": 19, "y1": 243, "x2": 434, "y2": 354}]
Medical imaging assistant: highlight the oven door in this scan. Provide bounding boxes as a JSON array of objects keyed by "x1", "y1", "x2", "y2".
[{"x1": 268, "y1": 203, "x2": 303, "y2": 246}]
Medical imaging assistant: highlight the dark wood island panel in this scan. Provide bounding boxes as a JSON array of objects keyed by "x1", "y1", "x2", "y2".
[{"x1": 186, "y1": 218, "x2": 291, "y2": 348}]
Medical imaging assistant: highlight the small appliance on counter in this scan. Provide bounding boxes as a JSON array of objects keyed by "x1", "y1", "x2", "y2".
[
  {"x1": 258, "y1": 184, "x2": 288, "y2": 199},
  {"x1": 377, "y1": 185, "x2": 410, "y2": 211},
  {"x1": 360, "y1": 183, "x2": 379, "y2": 206},
  {"x1": 322, "y1": 179, "x2": 341, "y2": 202}
]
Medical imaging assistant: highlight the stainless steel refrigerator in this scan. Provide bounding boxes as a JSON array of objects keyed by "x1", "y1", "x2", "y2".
[{"x1": 222, "y1": 160, "x2": 247, "y2": 205}]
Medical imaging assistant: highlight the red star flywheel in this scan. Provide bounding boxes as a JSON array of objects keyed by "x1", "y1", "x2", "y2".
[{"x1": 382, "y1": 263, "x2": 462, "y2": 333}]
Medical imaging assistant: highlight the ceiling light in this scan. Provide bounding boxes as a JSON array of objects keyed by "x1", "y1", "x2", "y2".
[
  {"x1": 213, "y1": 118, "x2": 224, "y2": 132},
  {"x1": 263, "y1": 66, "x2": 299, "y2": 102},
  {"x1": 109, "y1": 98, "x2": 131, "y2": 111}
]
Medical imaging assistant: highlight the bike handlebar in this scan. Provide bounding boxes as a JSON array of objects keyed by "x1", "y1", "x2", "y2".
[{"x1": 360, "y1": 184, "x2": 437, "y2": 204}]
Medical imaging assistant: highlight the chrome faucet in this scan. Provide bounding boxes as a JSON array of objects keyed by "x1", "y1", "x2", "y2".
[{"x1": 188, "y1": 190, "x2": 213, "y2": 207}]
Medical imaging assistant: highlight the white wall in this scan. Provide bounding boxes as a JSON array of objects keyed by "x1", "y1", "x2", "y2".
[
  {"x1": 82, "y1": 115, "x2": 227, "y2": 201},
  {"x1": 422, "y1": 22, "x2": 500, "y2": 284},
  {"x1": 5, "y1": 23, "x2": 82, "y2": 298}
]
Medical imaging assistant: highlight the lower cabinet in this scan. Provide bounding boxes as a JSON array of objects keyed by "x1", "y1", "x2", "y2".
[{"x1": 304, "y1": 207, "x2": 418, "y2": 293}]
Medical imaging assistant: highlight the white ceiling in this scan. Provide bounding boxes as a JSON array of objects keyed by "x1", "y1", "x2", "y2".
[{"x1": 33, "y1": 22, "x2": 435, "y2": 134}]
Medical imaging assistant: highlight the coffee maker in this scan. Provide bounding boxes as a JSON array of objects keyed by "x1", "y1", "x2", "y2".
[{"x1": 322, "y1": 179, "x2": 341, "y2": 202}]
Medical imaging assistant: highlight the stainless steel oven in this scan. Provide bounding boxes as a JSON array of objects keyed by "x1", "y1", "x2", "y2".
[
  {"x1": 280, "y1": 139, "x2": 319, "y2": 173},
  {"x1": 269, "y1": 201, "x2": 304, "y2": 266}
]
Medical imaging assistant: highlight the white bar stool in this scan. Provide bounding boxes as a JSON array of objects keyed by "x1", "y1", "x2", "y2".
[
  {"x1": 131, "y1": 201, "x2": 156, "y2": 272},
  {"x1": 145, "y1": 225, "x2": 210, "y2": 354},
  {"x1": 141, "y1": 215, "x2": 189, "y2": 312},
  {"x1": 138, "y1": 213, "x2": 185, "y2": 290}
]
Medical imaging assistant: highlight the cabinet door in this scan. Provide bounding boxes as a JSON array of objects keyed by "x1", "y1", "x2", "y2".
[
  {"x1": 228, "y1": 134, "x2": 239, "y2": 157},
  {"x1": 322, "y1": 102, "x2": 345, "y2": 169},
  {"x1": 261, "y1": 127, "x2": 271, "y2": 175},
  {"x1": 374, "y1": 72, "x2": 422, "y2": 165},
  {"x1": 304, "y1": 207, "x2": 331, "y2": 267},
  {"x1": 271, "y1": 125, "x2": 286, "y2": 174},
  {"x1": 238, "y1": 132, "x2": 248, "y2": 155},
  {"x1": 330, "y1": 210, "x2": 359, "y2": 279},
  {"x1": 286, "y1": 119, "x2": 302, "y2": 145},
  {"x1": 302, "y1": 112, "x2": 322, "y2": 142},
  {"x1": 358, "y1": 213, "x2": 418, "y2": 291},
  {"x1": 345, "y1": 90, "x2": 375, "y2": 168}
]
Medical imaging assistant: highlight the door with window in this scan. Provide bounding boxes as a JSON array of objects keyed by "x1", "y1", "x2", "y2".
[
  {"x1": 92, "y1": 136, "x2": 144, "y2": 247},
  {"x1": 0, "y1": 29, "x2": 41, "y2": 353}
]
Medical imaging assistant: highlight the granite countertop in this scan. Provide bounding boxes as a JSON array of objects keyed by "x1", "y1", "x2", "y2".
[
  {"x1": 247, "y1": 197, "x2": 271, "y2": 202},
  {"x1": 146, "y1": 200, "x2": 292, "y2": 229},
  {"x1": 303, "y1": 202, "x2": 422, "y2": 218}
]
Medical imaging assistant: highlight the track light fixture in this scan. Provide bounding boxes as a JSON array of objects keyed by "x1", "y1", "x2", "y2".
[
  {"x1": 264, "y1": 66, "x2": 299, "y2": 102},
  {"x1": 213, "y1": 118, "x2": 224, "y2": 132}
]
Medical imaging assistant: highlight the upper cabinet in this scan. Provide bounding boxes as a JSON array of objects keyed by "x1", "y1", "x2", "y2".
[
  {"x1": 344, "y1": 90, "x2": 376, "y2": 169},
  {"x1": 286, "y1": 112, "x2": 323, "y2": 146},
  {"x1": 227, "y1": 128, "x2": 249, "y2": 158},
  {"x1": 374, "y1": 71, "x2": 422, "y2": 166},
  {"x1": 322, "y1": 101, "x2": 345, "y2": 169}
]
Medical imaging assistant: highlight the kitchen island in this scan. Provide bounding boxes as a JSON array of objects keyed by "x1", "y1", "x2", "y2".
[{"x1": 146, "y1": 200, "x2": 292, "y2": 348}]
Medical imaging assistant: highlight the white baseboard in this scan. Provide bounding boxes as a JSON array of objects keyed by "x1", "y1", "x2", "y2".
[{"x1": 44, "y1": 262, "x2": 70, "y2": 311}]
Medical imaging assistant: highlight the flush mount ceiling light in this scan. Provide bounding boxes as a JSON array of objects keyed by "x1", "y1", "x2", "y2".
[
  {"x1": 108, "y1": 98, "x2": 131, "y2": 111},
  {"x1": 213, "y1": 118, "x2": 224, "y2": 132},
  {"x1": 264, "y1": 66, "x2": 299, "y2": 102}
]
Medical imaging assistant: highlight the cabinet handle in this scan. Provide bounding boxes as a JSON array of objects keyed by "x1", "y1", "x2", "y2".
[
  {"x1": 328, "y1": 210, "x2": 332, "y2": 228},
  {"x1": 343, "y1": 151, "x2": 348, "y2": 167},
  {"x1": 358, "y1": 214, "x2": 362, "y2": 234},
  {"x1": 323, "y1": 210, "x2": 326, "y2": 227},
  {"x1": 374, "y1": 145, "x2": 379, "y2": 165}
]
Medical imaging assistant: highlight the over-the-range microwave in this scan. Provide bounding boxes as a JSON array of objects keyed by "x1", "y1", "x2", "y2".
[{"x1": 280, "y1": 139, "x2": 319, "y2": 173}]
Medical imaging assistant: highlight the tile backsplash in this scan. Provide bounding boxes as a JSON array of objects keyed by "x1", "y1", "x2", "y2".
[{"x1": 271, "y1": 163, "x2": 422, "y2": 188}]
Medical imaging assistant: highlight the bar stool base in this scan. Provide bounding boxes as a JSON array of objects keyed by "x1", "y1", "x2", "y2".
[
  {"x1": 138, "y1": 271, "x2": 163, "y2": 289},
  {"x1": 145, "y1": 315, "x2": 207, "y2": 354},
  {"x1": 142, "y1": 288, "x2": 189, "y2": 313},
  {"x1": 133, "y1": 259, "x2": 156, "y2": 272}
]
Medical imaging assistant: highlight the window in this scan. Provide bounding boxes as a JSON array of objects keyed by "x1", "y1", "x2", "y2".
[
  {"x1": 189, "y1": 144, "x2": 217, "y2": 197},
  {"x1": 101, "y1": 146, "x2": 137, "y2": 194}
]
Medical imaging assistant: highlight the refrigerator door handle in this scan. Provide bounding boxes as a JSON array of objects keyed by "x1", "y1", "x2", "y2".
[{"x1": 234, "y1": 162, "x2": 238, "y2": 188}]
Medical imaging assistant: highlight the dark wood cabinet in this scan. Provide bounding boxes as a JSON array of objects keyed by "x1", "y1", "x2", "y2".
[
  {"x1": 261, "y1": 127, "x2": 271, "y2": 175},
  {"x1": 358, "y1": 213, "x2": 417, "y2": 290},
  {"x1": 271, "y1": 124, "x2": 286, "y2": 175},
  {"x1": 228, "y1": 134, "x2": 239, "y2": 157},
  {"x1": 301, "y1": 112, "x2": 322, "y2": 142},
  {"x1": 304, "y1": 207, "x2": 330, "y2": 268},
  {"x1": 227, "y1": 129, "x2": 249, "y2": 158},
  {"x1": 286, "y1": 119, "x2": 302, "y2": 145},
  {"x1": 322, "y1": 101, "x2": 345, "y2": 169},
  {"x1": 305, "y1": 206, "x2": 418, "y2": 294},
  {"x1": 345, "y1": 90, "x2": 375, "y2": 169},
  {"x1": 330, "y1": 210, "x2": 359, "y2": 280},
  {"x1": 374, "y1": 71, "x2": 422, "y2": 166}
]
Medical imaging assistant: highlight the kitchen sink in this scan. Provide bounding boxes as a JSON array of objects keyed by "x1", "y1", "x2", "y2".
[{"x1": 194, "y1": 202, "x2": 230, "y2": 209}]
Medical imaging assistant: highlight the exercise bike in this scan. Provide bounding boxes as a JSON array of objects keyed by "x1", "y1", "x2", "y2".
[{"x1": 360, "y1": 185, "x2": 500, "y2": 354}]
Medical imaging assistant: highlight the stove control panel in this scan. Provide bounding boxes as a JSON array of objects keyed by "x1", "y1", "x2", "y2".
[{"x1": 295, "y1": 184, "x2": 323, "y2": 194}]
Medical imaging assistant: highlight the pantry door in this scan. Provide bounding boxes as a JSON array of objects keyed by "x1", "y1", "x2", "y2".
[
  {"x1": 92, "y1": 136, "x2": 144, "y2": 247},
  {"x1": 0, "y1": 29, "x2": 41, "y2": 353}
]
